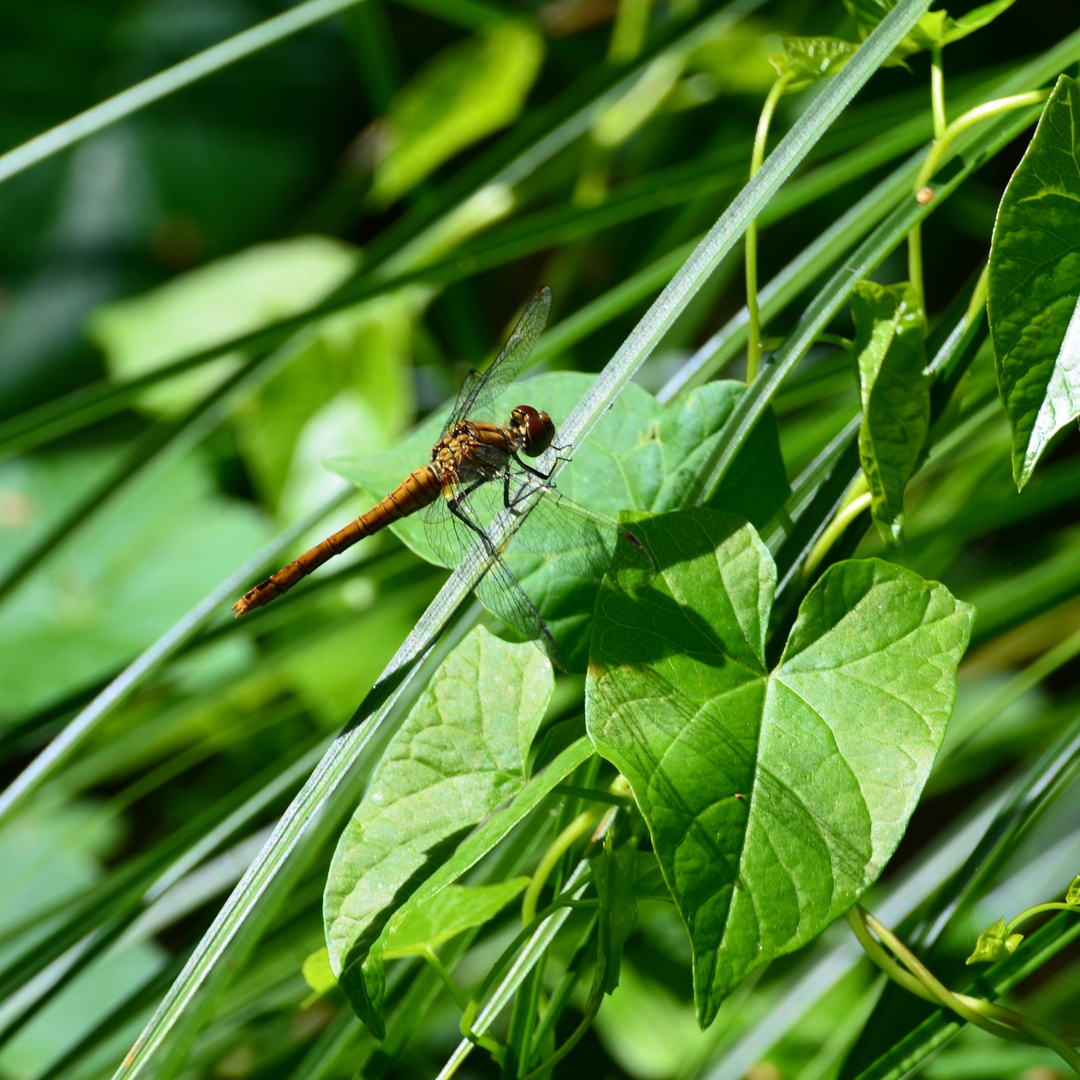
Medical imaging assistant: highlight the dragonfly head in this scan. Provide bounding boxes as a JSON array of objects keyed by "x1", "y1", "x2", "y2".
[{"x1": 511, "y1": 405, "x2": 555, "y2": 457}]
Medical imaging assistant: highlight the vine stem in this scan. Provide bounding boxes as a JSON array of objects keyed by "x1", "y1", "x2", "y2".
[
  {"x1": 423, "y1": 948, "x2": 470, "y2": 1011},
  {"x1": 520, "y1": 807, "x2": 604, "y2": 927},
  {"x1": 930, "y1": 46, "x2": 947, "y2": 139},
  {"x1": 849, "y1": 907, "x2": 1080, "y2": 1073},
  {"x1": 916, "y1": 89, "x2": 1051, "y2": 189},
  {"x1": 1007, "y1": 902, "x2": 1080, "y2": 936},
  {"x1": 802, "y1": 482, "x2": 871, "y2": 580},
  {"x1": 909, "y1": 84, "x2": 1048, "y2": 313},
  {"x1": 745, "y1": 74, "x2": 792, "y2": 384}
]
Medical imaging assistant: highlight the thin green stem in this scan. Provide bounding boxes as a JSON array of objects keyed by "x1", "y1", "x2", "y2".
[
  {"x1": 608, "y1": 0, "x2": 651, "y2": 63},
  {"x1": 802, "y1": 482, "x2": 871, "y2": 580},
  {"x1": 1007, "y1": 903, "x2": 1080, "y2": 936},
  {"x1": 521, "y1": 809, "x2": 601, "y2": 927},
  {"x1": 916, "y1": 89, "x2": 1051, "y2": 188},
  {"x1": 423, "y1": 948, "x2": 470, "y2": 1012},
  {"x1": 856, "y1": 908, "x2": 1080, "y2": 1071},
  {"x1": 930, "y1": 46, "x2": 947, "y2": 139},
  {"x1": 746, "y1": 75, "x2": 792, "y2": 383},
  {"x1": 909, "y1": 88, "x2": 1046, "y2": 313},
  {"x1": 910, "y1": 43, "x2": 944, "y2": 304}
]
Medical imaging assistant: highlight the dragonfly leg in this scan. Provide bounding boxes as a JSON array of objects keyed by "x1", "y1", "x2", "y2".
[
  {"x1": 503, "y1": 466, "x2": 551, "y2": 513},
  {"x1": 448, "y1": 481, "x2": 500, "y2": 549}
]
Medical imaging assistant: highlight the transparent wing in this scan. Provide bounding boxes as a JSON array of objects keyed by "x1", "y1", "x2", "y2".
[
  {"x1": 421, "y1": 479, "x2": 565, "y2": 669},
  {"x1": 447, "y1": 287, "x2": 552, "y2": 429},
  {"x1": 489, "y1": 470, "x2": 656, "y2": 585}
]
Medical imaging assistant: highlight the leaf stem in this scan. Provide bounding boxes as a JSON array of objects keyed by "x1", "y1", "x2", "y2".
[
  {"x1": 801, "y1": 481, "x2": 871, "y2": 580},
  {"x1": 746, "y1": 74, "x2": 792, "y2": 384},
  {"x1": 521, "y1": 809, "x2": 601, "y2": 927},
  {"x1": 930, "y1": 46, "x2": 947, "y2": 140},
  {"x1": 1007, "y1": 903, "x2": 1080, "y2": 936},
  {"x1": 851, "y1": 906, "x2": 1080, "y2": 1072},
  {"x1": 916, "y1": 89, "x2": 1050, "y2": 190},
  {"x1": 424, "y1": 948, "x2": 470, "y2": 1012},
  {"x1": 909, "y1": 87, "x2": 1047, "y2": 313}
]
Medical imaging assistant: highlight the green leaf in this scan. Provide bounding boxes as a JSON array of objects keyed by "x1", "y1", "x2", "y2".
[
  {"x1": 842, "y1": 0, "x2": 947, "y2": 62},
  {"x1": 769, "y1": 37, "x2": 859, "y2": 91},
  {"x1": 330, "y1": 373, "x2": 789, "y2": 671},
  {"x1": 233, "y1": 291, "x2": 418, "y2": 516},
  {"x1": 323, "y1": 626, "x2": 552, "y2": 1036},
  {"x1": 0, "y1": 452, "x2": 269, "y2": 716},
  {"x1": 988, "y1": 74, "x2": 1080, "y2": 490},
  {"x1": 301, "y1": 948, "x2": 337, "y2": 997},
  {"x1": 1067, "y1": 875, "x2": 1080, "y2": 906},
  {"x1": 381, "y1": 880, "x2": 530, "y2": 959},
  {"x1": 354, "y1": 736, "x2": 592, "y2": 1037},
  {"x1": 592, "y1": 836, "x2": 639, "y2": 996},
  {"x1": 940, "y1": 0, "x2": 1018, "y2": 44},
  {"x1": 587, "y1": 509, "x2": 973, "y2": 1025},
  {"x1": 371, "y1": 20, "x2": 545, "y2": 205},
  {"x1": 683, "y1": 20, "x2": 777, "y2": 96},
  {"x1": 852, "y1": 280, "x2": 930, "y2": 545},
  {"x1": 87, "y1": 236, "x2": 360, "y2": 416},
  {"x1": 845, "y1": 0, "x2": 1015, "y2": 57},
  {"x1": 632, "y1": 851, "x2": 673, "y2": 902},
  {"x1": 966, "y1": 917, "x2": 1024, "y2": 964}
]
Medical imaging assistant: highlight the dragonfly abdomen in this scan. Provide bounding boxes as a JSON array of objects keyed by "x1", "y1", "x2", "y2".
[{"x1": 232, "y1": 466, "x2": 441, "y2": 616}]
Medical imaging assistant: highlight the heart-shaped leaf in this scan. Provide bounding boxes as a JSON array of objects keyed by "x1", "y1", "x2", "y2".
[
  {"x1": 324, "y1": 626, "x2": 552, "y2": 1036},
  {"x1": 988, "y1": 74, "x2": 1080, "y2": 490},
  {"x1": 587, "y1": 509, "x2": 973, "y2": 1025}
]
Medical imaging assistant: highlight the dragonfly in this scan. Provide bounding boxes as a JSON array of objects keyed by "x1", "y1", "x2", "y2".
[{"x1": 232, "y1": 286, "x2": 652, "y2": 668}]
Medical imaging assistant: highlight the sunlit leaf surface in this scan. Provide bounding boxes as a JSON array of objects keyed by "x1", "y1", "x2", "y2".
[
  {"x1": 587, "y1": 509, "x2": 973, "y2": 1024},
  {"x1": 852, "y1": 279, "x2": 930, "y2": 545},
  {"x1": 989, "y1": 74, "x2": 1080, "y2": 489},
  {"x1": 324, "y1": 627, "x2": 551, "y2": 1033}
]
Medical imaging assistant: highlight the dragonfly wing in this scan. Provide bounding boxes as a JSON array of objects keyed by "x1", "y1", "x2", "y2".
[
  {"x1": 504, "y1": 473, "x2": 656, "y2": 586},
  {"x1": 421, "y1": 479, "x2": 565, "y2": 669},
  {"x1": 448, "y1": 287, "x2": 552, "y2": 427}
]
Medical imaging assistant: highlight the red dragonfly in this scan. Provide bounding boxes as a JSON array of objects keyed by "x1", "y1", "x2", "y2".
[{"x1": 232, "y1": 287, "x2": 650, "y2": 667}]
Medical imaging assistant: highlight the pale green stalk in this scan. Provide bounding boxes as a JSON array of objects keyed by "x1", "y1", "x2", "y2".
[{"x1": 746, "y1": 75, "x2": 792, "y2": 383}]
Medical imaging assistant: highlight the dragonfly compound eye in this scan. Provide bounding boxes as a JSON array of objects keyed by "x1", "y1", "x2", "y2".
[{"x1": 515, "y1": 405, "x2": 555, "y2": 457}]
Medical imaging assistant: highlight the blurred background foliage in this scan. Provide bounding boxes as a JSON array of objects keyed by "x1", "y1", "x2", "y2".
[{"x1": 1, "y1": 0, "x2": 1079, "y2": 1078}]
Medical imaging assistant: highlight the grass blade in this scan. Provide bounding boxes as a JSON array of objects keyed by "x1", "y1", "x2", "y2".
[{"x1": 0, "y1": 0, "x2": 369, "y2": 186}]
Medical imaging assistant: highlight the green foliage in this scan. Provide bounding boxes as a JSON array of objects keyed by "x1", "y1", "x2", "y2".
[
  {"x1": 324, "y1": 627, "x2": 551, "y2": 1034},
  {"x1": 88, "y1": 237, "x2": 360, "y2": 415},
  {"x1": 852, "y1": 279, "x2": 930, "y2": 545},
  {"x1": 370, "y1": 20, "x2": 545, "y2": 205},
  {"x1": 587, "y1": 509, "x2": 972, "y2": 1024},
  {"x1": 769, "y1": 37, "x2": 859, "y2": 90},
  {"x1": 2, "y1": 2, "x2": 1079, "y2": 1079},
  {"x1": 331, "y1": 374, "x2": 788, "y2": 670},
  {"x1": 966, "y1": 917, "x2": 1024, "y2": 964},
  {"x1": 843, "y1": 0, "x2": 1019, "y2": 62},
  {"x1": 381, "y1": 879, "x2": 530, "y2": 958},
  {"x1": 988, "y1": 74, "x2": 1080, "y2": 489}
]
